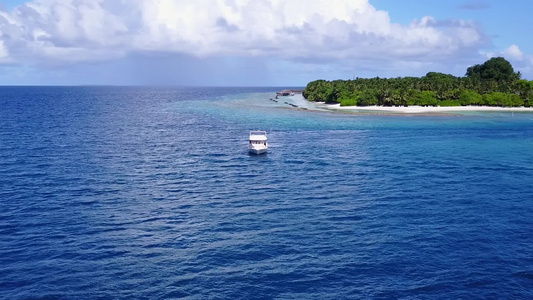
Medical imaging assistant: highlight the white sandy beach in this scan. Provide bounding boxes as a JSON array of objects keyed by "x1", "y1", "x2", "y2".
[
  {"x1": 323, "y1": 103, "x2": 533, "y2": 114},
  {"x1": 279, "y1": 94, "x2": 533, "y2": 114}
]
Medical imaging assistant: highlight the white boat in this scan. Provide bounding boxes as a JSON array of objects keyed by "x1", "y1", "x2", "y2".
[{"x1": 249, "y1": 131, "x2": 268, "y2": 154}]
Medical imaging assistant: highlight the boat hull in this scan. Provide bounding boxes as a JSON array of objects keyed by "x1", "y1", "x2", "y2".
[{"x1": 249, "y1": 147, "x2": 267, "y2": 155}]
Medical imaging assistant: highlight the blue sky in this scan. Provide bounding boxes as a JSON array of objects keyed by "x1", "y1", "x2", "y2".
[{"x1": 0, "y1": 0, "x2": 532, "y2": 86}]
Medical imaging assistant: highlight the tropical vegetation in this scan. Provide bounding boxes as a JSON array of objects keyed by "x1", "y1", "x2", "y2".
[{"x1": 303, "y1": 57, "x2": 533, "y2": 107}]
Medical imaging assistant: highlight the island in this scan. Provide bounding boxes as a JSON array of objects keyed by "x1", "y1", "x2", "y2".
[{"x1": 302, "y1": 57, "x2": 533, "y2": 111}]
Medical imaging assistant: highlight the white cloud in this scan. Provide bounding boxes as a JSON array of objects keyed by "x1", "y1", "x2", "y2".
[
  {"x1": 0, "y1": 40, "x2": 9, "y2": 59},
  {"x1": 503, "y1": 44, "x2": 524, "y2": 60},
  {"x1": 0, "y1": 0, "x2": 489, "y2": 67},
  {"x1": 481, "y1": 44, "x2": 528, "y2": 64}
]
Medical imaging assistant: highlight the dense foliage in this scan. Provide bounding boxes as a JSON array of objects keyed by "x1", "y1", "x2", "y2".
[{"x1": 303, "y1": 57, "x2": 533, "y2": 107}]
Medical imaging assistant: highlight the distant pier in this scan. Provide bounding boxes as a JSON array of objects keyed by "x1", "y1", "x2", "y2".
[{"x1": 276, "y1": 89, "x2": 304, "y2": 96}]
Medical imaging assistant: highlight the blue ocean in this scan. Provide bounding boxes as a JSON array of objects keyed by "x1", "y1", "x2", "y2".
[{"x1": 1, "y1": 86, "x2": 532, "y2": 299}]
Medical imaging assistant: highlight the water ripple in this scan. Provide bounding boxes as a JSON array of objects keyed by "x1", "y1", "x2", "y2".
[{"x1": 0, "y1": 87, "x2": 532, "y2": 299}]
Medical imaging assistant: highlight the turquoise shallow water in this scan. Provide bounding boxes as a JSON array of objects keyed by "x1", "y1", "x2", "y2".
[{"x1": 1, "y1": 86, "x2": 532, "y2": 299}]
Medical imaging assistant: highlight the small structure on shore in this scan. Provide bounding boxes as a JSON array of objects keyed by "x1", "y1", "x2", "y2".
[{"x1": 276, "y1": 89, "x2": 303, "y2": 97}]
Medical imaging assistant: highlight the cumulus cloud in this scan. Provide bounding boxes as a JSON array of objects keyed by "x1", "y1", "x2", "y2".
[
  {"x1": 0, "y1": 0, "x2": 490, "y2": 68},
  {"x1": 503, "y1": 44, "x2": 524, "y2": 60},
  {"x1": 0, "y1": 40, "x2": 9, "y2": 59},
  {"x1": 482, "y1": 44, "x2": 526, "y2": 62}
]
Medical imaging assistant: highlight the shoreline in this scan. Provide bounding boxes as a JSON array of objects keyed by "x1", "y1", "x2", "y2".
[{"x1": 321, "y1": 103, "x2": 533, "y2": 114}]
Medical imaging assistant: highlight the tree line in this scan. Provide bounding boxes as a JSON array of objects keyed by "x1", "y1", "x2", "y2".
[{"x1": 303, "y1": 57, "x2": 533, "y2": 107}]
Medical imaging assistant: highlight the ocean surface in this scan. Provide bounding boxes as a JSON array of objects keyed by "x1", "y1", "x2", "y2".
[{"x1": 1, "y1": 86, "x2": 532, "y2": 299}]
